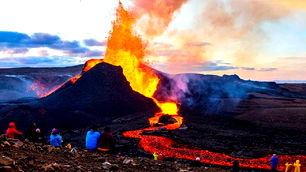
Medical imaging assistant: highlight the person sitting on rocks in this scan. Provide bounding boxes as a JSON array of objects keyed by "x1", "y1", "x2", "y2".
[
  {"x1": 50, "y1": 128, "x2": 62, "y2": 147},
  {"x1": 85, "y1": 125, "x2": 101, "y2": 150},
  {"x1": 6, "y1": 122, "x2": 23, "y2": 139},
  {"x1": 97, "y1": 127, "x2": 115, "y2": 152},
  {"x1": 35, "y1": 128, "x2": 46, "y2": 143},
  {"x1": 25, "y1": 123, "x2": 40, "y2": 142}
]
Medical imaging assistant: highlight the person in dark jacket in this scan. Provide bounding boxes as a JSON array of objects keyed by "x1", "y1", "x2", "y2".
[
  {"x1": 25, "y1": 123, "x2": 39, "y2": 142},
  {"x1": 190, "y1": 157, "x2": 201, "y2": 167},
  {"x1": 6, "y1": 122, "x2": 23, "y2": 139},
  {"x1": 50, "y1": 128, "x2": 62, "y2": 147},
  {"x1": 85, "y1": 125, "x2": 101, "y2": 150},
  {"x1": 232, "y1": 160, "x2": 240, "y2": 172},
  {"x1": 97, "y1": 127, "x2": 115, "y2": 152},
  {"x1": 270, "y1": 154, "x2": 279, "y2": 172},
  {"x1": 35, "y1": 128, "x2": 46, "y2": 143}
]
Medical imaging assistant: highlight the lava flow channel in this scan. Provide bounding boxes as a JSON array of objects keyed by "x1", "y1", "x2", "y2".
[
  {"x1": 123, "y1": 115, "x2": 305, "y2": 171},
  {"x1": 42, "y1": 2, "x2": 306, "y2": 171}
]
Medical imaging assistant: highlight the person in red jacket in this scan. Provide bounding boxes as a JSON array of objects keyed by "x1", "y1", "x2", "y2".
[
  {"x1": 6, "y1": 122, "x2": 23, "y2": 139},
  {"x1": 97, "y1": 127, "x2": 115, "y2": 152}
]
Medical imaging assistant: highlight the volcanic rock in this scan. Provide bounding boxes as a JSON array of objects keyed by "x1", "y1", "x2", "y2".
[
  {"x1": 0, "y1": 65, "x2": 83, "y2": 102},
  {"x1": 158, "y1": 115, "x2": 177, "y2": 124},
  {"x1": 0, "y1": 62, "x2": 159, "y2": 131},
  {"x1": 0, "y1": 156, "x2": 14, "y2": 166}
]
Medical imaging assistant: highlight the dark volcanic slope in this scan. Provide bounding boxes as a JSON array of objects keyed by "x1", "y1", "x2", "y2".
[
  {"x1": 0, "y1": 65, "x2": 83, "y2": 101},
  {"x1": 36, "y1": 62, "x2": 158, "y2": 113},
  {"x1": 279, "y1": 84, "x2": 306, "y2": 95},
  {"x1": 0, "y1": 63, "x2": 158, "y2": 131}
]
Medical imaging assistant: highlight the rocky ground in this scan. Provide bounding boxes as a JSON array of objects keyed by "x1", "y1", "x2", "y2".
[{"x1": 0, "y1": 135, "x2": 240, "y2": 172}]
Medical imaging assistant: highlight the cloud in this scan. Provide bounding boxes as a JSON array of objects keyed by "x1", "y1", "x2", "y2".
[
  {"x1": 185, "y1": 42, "x2": 211, "y2": 47},
  {"x1": 144, "y1": 0, "x2": 294, "y2": 73},
  {"x1": 152, "y1": 49, "x2": 189, "y2": 57},
  {"x1": 269, "y1": 0, "x2": 306, "y2": 10},
  {"x1": 258, "y1": 68, "x2": 277, "y2": 71},
  {"x1": 155, "y1": 61, "x2": 239, "y2": 73},
  {"x1": 0, "y1": 31, "x2": 103, "y2": 57},
  {"x1": 201, "y1": 62, "x2": 239, "y2": 71},
  {"x1": 83, "y1": 39, "x2": 107, "y2": 46},
  {"x1": 132, "y1": 0, "x2": 188, "y2": 37},
  {"x1": 280, "y1": 56, "x2": 306, "y2": 60},
  {"x1": 241, "y1": 67, "x2": 256, "y2": 71},
  {"x1": 0, "y1": 31, "x2": 30, "y2": 44},
  {"x1": 0, "y1": 47, "x2": 29, "y2": 54},
  {"x1": 0, "y1": 56, "x2": 93, "y2": 68}
]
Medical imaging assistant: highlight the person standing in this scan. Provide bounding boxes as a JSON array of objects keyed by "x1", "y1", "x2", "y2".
[
  {"x1": 293, "y1": 160, "x2": 301, "y2": 172},
  {"x1": 85, "y1": 125, "x2": 101, "y2": 150},
  {"x1": 270, "y1": 154, "x2": 279, "y2": 172},
  {"x1": 232, "y1": 160, "x2": 240, "y2": 172}
]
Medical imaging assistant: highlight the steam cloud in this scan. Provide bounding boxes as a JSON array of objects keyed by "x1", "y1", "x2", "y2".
[
  {"x1": 130, "y1": 0, "x2": 300, "y2": 74},
  {"x1": 131, "y1": 0, "x2": 188, "y2": 37}
]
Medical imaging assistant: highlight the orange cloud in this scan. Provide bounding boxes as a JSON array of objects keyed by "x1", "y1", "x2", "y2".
[
  {"x1": 147, "y1": 0, "x2": 293, "y2": 70},
  {"x1": 131, "y1": 0, "x2": 188, "y2": 37},
  {"x1": 269, "y1": 0, "x2": 306, "y2": 10},
  {"x1": 130, "y1": 0, "x2": 304, "y2": 80}
]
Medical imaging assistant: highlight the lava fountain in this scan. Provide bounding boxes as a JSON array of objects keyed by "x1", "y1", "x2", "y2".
[{"x1": 43, "y1": 2, "x2": 305, "y2": 171}]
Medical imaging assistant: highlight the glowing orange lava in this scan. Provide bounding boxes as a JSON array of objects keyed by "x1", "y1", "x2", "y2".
[
  {"x1": 41, "y1": 2, "x2": 306, "y2": 171},
  {"x1": 83, "y1": 59, "x2": 104, "y2": 72}
]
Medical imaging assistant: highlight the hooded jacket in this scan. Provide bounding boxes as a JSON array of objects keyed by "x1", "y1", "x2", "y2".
[
  {"x1": 50, "y1": 134, "x2": 62, "y2": 147},
  {"x1": 85, "y1": 130, "x2": 101, "y2": 150},
  {"x1": 270, "y1": 155, "x2": 279, "y2": 168},
  {"x1": 6, "y1": 122, "x2": 23, "y2": 139}
]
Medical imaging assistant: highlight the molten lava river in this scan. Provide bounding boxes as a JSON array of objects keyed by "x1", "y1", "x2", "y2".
[{"x1": 43, "y1": 2, "x2": 305, "y2": 171}]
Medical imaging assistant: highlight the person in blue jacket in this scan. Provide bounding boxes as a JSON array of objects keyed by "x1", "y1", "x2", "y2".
[
  {"x1": 50, "y1": 128, "x2": 62, "y2": 147},
  {"x1": 270, "y1": 154, "x2": 279, "y2": 172},
  {"x1": 85, "y1": 125, "x2": 101, "y2": 150}
]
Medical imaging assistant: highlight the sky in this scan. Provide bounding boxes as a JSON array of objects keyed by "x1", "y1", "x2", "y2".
[{"x1": 0, "y1": 0, "x2": 305, "y2": 82}]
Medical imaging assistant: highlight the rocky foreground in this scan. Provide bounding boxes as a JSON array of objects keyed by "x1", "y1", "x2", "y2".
[{"x1": 0, "y1": 135, "x2": 233, "y2": 172}]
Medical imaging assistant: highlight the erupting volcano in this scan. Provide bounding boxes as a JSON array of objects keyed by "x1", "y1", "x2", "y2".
[
  {"x1": 34, "y1": 2, "x2": 305, "y2": 171},
  {"x1": 65, "y1": 2, "x2": 182, "y2": 126}
]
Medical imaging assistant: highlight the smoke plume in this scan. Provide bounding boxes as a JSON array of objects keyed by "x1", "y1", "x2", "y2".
[
  {"x1": 136, "y1": 0, "x2": 294, "y2": 73},
  {"x1": 131, "y1": 0, "x2": 188, "y2": 37}
]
